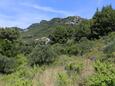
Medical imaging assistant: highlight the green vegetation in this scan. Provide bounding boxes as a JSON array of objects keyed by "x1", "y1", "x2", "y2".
[
  {"x1": 86, "y1": 61, "x2": 115, "y2": 86},
  {"x1": 0, "y1": 5, "x2": 115, "y2": 86},
  {"x1": 29, "y1": 44, "x2": 57, "y2": 65},
  {"x1": 91, "y1": 5, "x2": 115, "y2": 37}
]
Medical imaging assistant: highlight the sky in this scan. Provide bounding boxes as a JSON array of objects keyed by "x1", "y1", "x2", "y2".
[{"x1": 0, "y1": 0, "x2": 115, "y2": 28}]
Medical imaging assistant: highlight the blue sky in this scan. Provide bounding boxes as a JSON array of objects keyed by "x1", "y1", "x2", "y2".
[{"x1": 0, "y1": 0, "x2": 115, "y2": 28}]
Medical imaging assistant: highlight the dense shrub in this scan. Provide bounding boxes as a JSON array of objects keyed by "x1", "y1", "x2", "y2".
[
  {"x1": 51, "y1": 43, "x2": 66, "y2": 55},
  {"x1": 65, "y1": 43, "x2": 79, "y2": 56},
  {"x1": 78, "y1": 38, "x2": 94, "y2": 55},
  {"x1": 0, "y1": 27, "x2": 20, "y2": 41},
  {"x1": 65, "y1": 62, "x2": 83, "y2": 74},
  {"x1": 29, "y1": 44, "x2": 57, "y2": 65},
  {"x1": 49, "y1": 26, "x2": 74, "y2": 44},
  {"x1": 103, "y1": 32, "x2": 115, "y2": 44},
  {"x1": 0, "y1": 40, "x2": 19, "y2": 57},
  {"x1": 18, "y1": 42, "x2": 34, "y2": 55},
  {"x1": 104, "y1": 41, "x2": 115, "y2": 54},
  {"x1": 0, "y1": 54, "x2": 16, "y2": 74},
  {"x1": 65, "y1": 38, "x2": 94, "y2": 56},
  {"x1": 74, "y1": 20, "x2": 91, "y2": 41},
  {"x1": 0, "y1": 65, "x2": 42, "y2": 86},
  {"x1": 86, "y1": 61, "x2": 115, "y2": 86}
]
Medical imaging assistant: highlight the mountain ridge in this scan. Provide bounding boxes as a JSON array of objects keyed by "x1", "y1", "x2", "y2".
[{"x1": 22, "y1": 16, "x2": 85, "y2": 42}]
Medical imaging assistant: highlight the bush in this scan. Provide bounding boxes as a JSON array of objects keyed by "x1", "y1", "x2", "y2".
[
  {"x1": 65, "y1": 38, "x2": 94, "y2": 56},
  {"x1": 103, "y1": 32, "x2": 115, "y2": 44},
  {"x1": 0, "y1": 27, "x2": 20, "y2": 41},
  {"x1": 74, "y1": 20, "x2": 91, "y2": 41},
  {"x1": 49, "y1": 26, "x2": 74, "y2": 44},
  {"x1": 29, "y1": 44, "x2": 57, "y2": 65},
  {"x1": 18, "y1": 42, "x2": 33, "y2": 56},
  {"x1": 0, "y1": 65, "x2": 42, "y2": 86},
  {"x1": 51, "y1": 43, "x2": 66, "y2": 55},
  {"x1": 103, "y1": 40, "x2": 115, "y2": 54},
  {"x1": 86, "y1": 61, "x2": 115, "y2": 86},
  {"x1": 0, "y1": 40, "x2": 19, "y2": 57},
  {"x1": 65, "y1": 44, "x2": 79, "y2": 56},
  {"x1": 78, "y1": 38, "x2": 94, "y2": 55},
  {"x1": 0, "y1": 54, "x2": 16, "y2": 74},
  {"x1": 65, "y1": 62, "x2": 83, "y2": 74},
  {"x1": 57, "y1": 72, "x2": 71, "y2": 86}
]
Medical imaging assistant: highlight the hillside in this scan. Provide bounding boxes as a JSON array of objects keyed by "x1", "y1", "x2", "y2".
[{"x1": 22, "y1": 16, "x2": 84, "y2": 42}]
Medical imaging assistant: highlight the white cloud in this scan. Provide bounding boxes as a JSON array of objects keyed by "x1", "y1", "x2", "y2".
[{"x1": 21, "y1": 3, "x2": 74, "y2": 16}]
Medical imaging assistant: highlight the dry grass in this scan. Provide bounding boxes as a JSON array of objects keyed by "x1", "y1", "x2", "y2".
[
  {"x1": 33, "y1": 66, "x2": 64, "y2": 86},
  {"x1": 0, "y1": 80, "x2": 5, "y2": 86},
  {"x1": 77, "y1": 59, "x2": 95, "y2": 85},
  {"x1": 80, "y1": 59, "x2": 94, "y2": 78}
]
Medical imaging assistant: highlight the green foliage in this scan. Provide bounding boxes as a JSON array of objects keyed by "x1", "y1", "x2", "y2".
[
  {"x1": 0, "y1": 27, "x2": 20, "y2": 41},
  {"x1": 57, "y1": 72, "x2": 71, "y2": 86},
  {"x1": 0, "y1": 54, "x2": 16, "y2": 74},
  {"x1": 0, "y1": 40, "x2": 19, "y2": 57},
  {"x1": 0, "y1": 54, "x2": 28, "y2": 74},
  {"x1": 65, "y1": 43, "x2": 79, "y2": 56},
  {"x1": 51, "y1": 38, "x2": 94, "y2": 56},
  {"x1": 104, "y1": 40, "x2": 115, "y2": 54},
  {"x1": 29, "y1": 44, "x2": 57, "y2": 65},
  {"x1": 51, "y1": 43, "x2": 66, "y2": 55},
  {"x1": 78, "y1": 38, "x2": 94, "y2": 55},
  {"x1": 0, "y1": 28, "x2": 20, "y2": 57},
  {"x1": 103, "y1": 32, "x2": 115, "y2": 44},
  {"x1": 0, "y1": 28, "x2": 23, "y2": 74},
  {"x1": 74, "y1": 20, "x2": 91, "y2": 41},
  {"x1": 86, "y1": 61, "x2": 115, "y2": 86},
  {"x1": 22, "y1": 16, "x2": 82, "y2": 42},
  {"x1": 0, "y1": 65, "x2": 42, "y2": 86},
  {"x1": 91, "y1": 5, "x2": 115, "y2": 37},
  {"x1": 65, "y1": 38, "x2": 94, "y2": 56},
  {"x1": 18, "y1": 42, "x2": 34, "y2": 55},
  {"x1": 16, "y1": 54, "x2": 28, "y2": 66},
  {"x1": 49, "y1": 26, "x2": 74, "y2": 44},
  {"x1": 65, "y1": 61, "x2": 83, "y2": 74}
]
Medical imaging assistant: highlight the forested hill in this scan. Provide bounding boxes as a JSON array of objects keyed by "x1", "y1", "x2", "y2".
[{"x1": 22, "y1": 16, "x2": 84, "y2": 42}]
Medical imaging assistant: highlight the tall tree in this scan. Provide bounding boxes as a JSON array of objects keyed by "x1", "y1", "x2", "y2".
[{"x1": 91, "y1": 5, "x2": 115, "y2": 37}]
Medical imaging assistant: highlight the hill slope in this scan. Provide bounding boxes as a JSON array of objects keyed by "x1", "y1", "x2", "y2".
[{"x1": 22, "y1": 16, "x2": 84, "y2": 42}]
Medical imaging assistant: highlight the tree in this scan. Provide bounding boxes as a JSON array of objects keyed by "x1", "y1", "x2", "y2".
[
  {"x1": 0, "y1": 27, "x2": 20, "y2": 41},
  {"x1": 0, "y1": 54, "x2": 16, "y2": 74},
  {"x1": 0, "y1": 28, "x2": 21, "y2": 73},
  {"x1": 74, "y1": 20, "x2": 91, "y2": 41},
  {"x1": 49, "y1": 25, "x2": 74, "y2": 44},
  {"x1": 0, "y1": 40, "x2": 19, "y2": 57},
  {"x1": 0, "y1": 28, "x2": 20, "y2": 57},
  {"x1": 91, "y1": 5, "x2": 115, "y2": 37}
]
